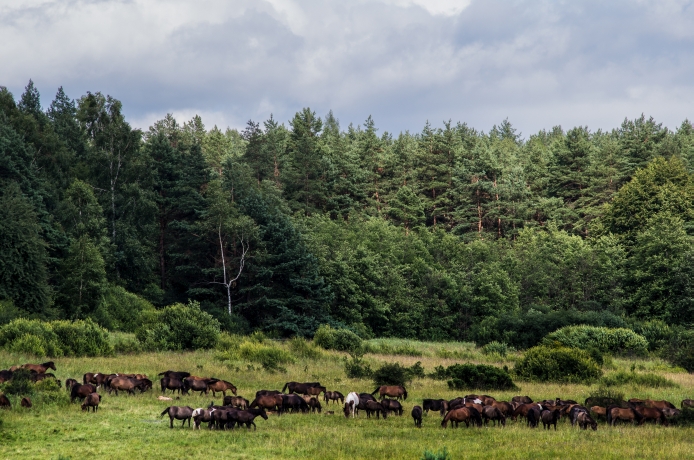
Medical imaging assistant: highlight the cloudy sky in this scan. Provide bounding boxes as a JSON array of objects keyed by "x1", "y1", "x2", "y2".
[{"x1": 2, "y1": 0, "x2": 693, "y2": 137}]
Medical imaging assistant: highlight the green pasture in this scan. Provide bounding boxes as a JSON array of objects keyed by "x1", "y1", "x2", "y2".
[{"x1": 0, "y1": 339, "x2": 693, "y2": 459}]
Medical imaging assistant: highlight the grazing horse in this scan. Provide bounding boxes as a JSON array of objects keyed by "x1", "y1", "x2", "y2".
[
  {"x1": 491, "y1": 401, "x2": 514, "y2": 418},
  {"x1": 83, "y1": 373, "x2": 109, "y2": 388},
  {"x1": 577, "y1": 412, "x2": 598, "y2": 430},
  {"x1": 160, "y1": 377, "x2": 189, "y2": 395},
  {"x1": 590, "y1": 406, "x2": 607, "y2": 419},
  {"x1": 372, "y1": 385, "x2": 407, "y2": 401},
  {"x1": 161, "y1": 406, "x2": 194, "y2": 428},
  {"x1": 681, "y1": 399, "x2": 694, "y2": 409},
  {"x1": 512, "y1": 396, "x2": 533, "y2": 405},
  {"x1": 71, "y1": 384, "x2": 97, "y2": 403},
  {"x1": 645, "y1": 399, "x2": 676, "y2": 410},
  {"x1": 20, "y1": 397, "x2": 32, "y2": 408},
  {"x1": 22, "y1": 361, "x2": 56, "y2": 374},
  {"x1": 365, "y1": 400, "x2": 387, "y2": 419},
  {"x1": 541, "y1": 408, "x2": 561, "y2": 430},
  {"x1": 0, "y1": 394, "x2": 10, "y2": 408},
  {"x1": 108, "y1": 377, "x2": 149, "y2": 396},
  {"x1": 307, "y1": 397, "x2": 322, "y2": 413},
  {"x1": 282, "y1": 394, "x2": 309, "y2": 413},
  {"x1": 256, "y1": 390, "x2": 282, "y2": 399},
  {"x1": 282, "y1": 381, "x2": 321, "y2": 395},
  {"x1": 607, "y1": 406, "x2": 643, "y2": 426},
  {"x1": 511, "y1": 403, "x2": 539, "y2": 422},
  {"x1": 412, "y1": 406, "x2": 423, "y2": 428},
  {"x1": 81, "y1": 393, "x2": 101, "y2": 412},
  {"x1": 224, "y1": 396, "x2": 250, "y2": 410},
  {"x1": 442, "y1": 408, "x2": 479, "y2": 428},
  {"x1": 184, "y1": 377, "x2": 219, "y2": 396},
  {"x1": 634, "y1": 406, "x2": 668, "y2": 426},
  {"x1": 344, "y1": 392, "x2": 359, "y2": 418},
  {"x1": 306, "y1": 385, "x2": 327, "y2": 398},
  {"x1": 324, "y1": 391, "x2": 344, "y2": 405},
  {"x1": 250, "y1": 394, "x2": 284, "y2": 414},
  {"x1": 192, "y1": 408, "x2": 216, "y2": 429},
  {"x1": 569, "y1": 406, "x2": 589, "y2": 427},
  {"x1": 423, "y1": 399, "x2": 448, "y2": 416},
  {"x1": 208, "y1": 380, "x2": 237, "y2": 397},
  {"x1": 65, "y1": 378, "x2": 78, "y2": 393},
  {"x1": 233, "y1": 408, "x2": 268, "y2": 430},
  {"x1": 482, "y1": 406, "x2": 506, "y2": 427},
  {"x1": 381, "y1": 398, "x2": 403, "y2": 416},
  {"x1": 527, "y1": 406, "x2": 542, "y2": 428}
]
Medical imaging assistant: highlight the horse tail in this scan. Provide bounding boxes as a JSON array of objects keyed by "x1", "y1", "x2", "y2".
[
  {"x1": 371, "y1": 387, "x2": 381, "y2": 396},
  {"x1": 160, "y1": 407, "x2": 170, "y2": 417},
  {"x1": 281, "y1": 382, "x2": 289, "y2": 393},
  {"x1": 441, "y1": 411, "x2": 450, "y2": 428},
  {"x1": 403, "y1": 388, "x2": 408, "y2": 400},
  {"x1": 606, "y1": 406, "x2": 613, "y2": 425}
]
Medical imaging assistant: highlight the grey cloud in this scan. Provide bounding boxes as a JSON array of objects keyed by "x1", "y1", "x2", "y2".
[{"x1": 1, "y1": 0, "x2": 693, "y2": 136}]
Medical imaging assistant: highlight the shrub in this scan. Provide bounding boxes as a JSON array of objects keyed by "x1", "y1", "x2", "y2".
[
  {"x1": 372, "y1": 362, "x2": 412, "y2": 386},
  {"x1": 51, "y1": 319, "x2": 113, "y2": 357},
  {"x1": 599, "y1": 371, "x2": 678, "y2": 388},
  {"x1": 431, "y1": 363, "x2": 516, "y2": 391},
  {"x1": 288, "y1": 337, "x2": 323, "y2": 360},
  {"x1": 136, "y1": 301, "x2": 220, "y2": 351},
  {"x1": 585, "y1": 387, "x2": 626, "y2": 408},
  {"x1": 0, "y1": 319, "x2": 63, "y2": 356},
  {"x1": 543, "y1": 325, "x2": 648, "y2": 356},
  {"x1": 0, "y1": 299, "x2": 24, "y2": 326},
  {"x1": 313, "y1": 325, "x2": 363, "y2": 355},
  {"x1": 344, "y1": 356, "x2": 373, "y2": 379},
  {"x1": 238, "y1": 341, "x2": 294, "y2": 371},
  {"x1": 481, "y1": 341, "x2": 512, "y2": 357},
  {"x1": 665, "y1": 330, "x2": 694, "y2": 372},
  {"x1": 514, "y1": 346, "x2": 602, "y2": 383},
  {"x1": 421, "y1": 448, "x2": 450, "y2": 460},
  {"x1": 94, "y1": 285, "x2": 156, "y2": 332},
  {"x1": 629, "y1": 319, "x2": 674, "y2": 352},
  {"x1": 110, "y1": 332, "x2": 142, "y2": 354},
  {"x1": 1, "y1": 368, "x2": 33, "y2": 396}
]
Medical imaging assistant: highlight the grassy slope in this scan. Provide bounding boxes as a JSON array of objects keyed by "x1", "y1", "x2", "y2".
[{"x1": 0, "y1": 339, "x2": 692, "y2": 459}]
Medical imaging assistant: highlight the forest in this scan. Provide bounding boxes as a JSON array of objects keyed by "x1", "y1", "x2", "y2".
[{"x1": 1, "y1": 80, "x2": 693, "y2": 345}]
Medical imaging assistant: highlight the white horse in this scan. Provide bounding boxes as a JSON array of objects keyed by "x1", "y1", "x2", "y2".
[{"x1": 344, "y1": 392, "x2": 359, "y2": 418}]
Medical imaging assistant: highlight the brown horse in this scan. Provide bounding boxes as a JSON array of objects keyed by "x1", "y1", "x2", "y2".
[
  {"x1": 324, "y1": 391, "x2": 344, "y2": 405},
  {"x1": 108, "y1": 377, "x2": 149, "y2": 395},
  {"x1": 250, "y1": 394, "x2": 284, "y2": 414},
  {"x1": 465, "y1": 394, "x2": 496, "y2": 406},
  {"x1": 607, "y1": 406, "x2": 643, "y2": 426},
  {"x1": 306, "y1": 385, "x2": 326, "y2": 398},
  {"x1": 65, "y1": 378, "x2": 78, "y2": 393},
  {"x1": 577, "y1": 412, "x2": 597, "y2": 430},
  {"x1": 491, "y1": 401, "x2": 514, "y2": 418},
  {"x1": 232, "y1": 408, "x2": 268, "y2": 430},
  {"x1": 512, "y1": 403, "x2": 539, "y2": 422},
  {"x1": 512, "y1": 395, "x2": 533, "y2": 405},
  {"x1": 71, "y1": 384, "x2": 97, "y2": 403},
  {"x1": 645, "y1": 399, "x2": 676, "y2": 410},
  {"x1": 81, "y1": 393, "x2": 101, "y2": 412},
  {"x1": 541, "y1": 408, "x2": 561, "y2": 430},
  {"x1": 681, "y1": 399, "x2": 694, "y2": 409},
  {"x1": 590, "y1": 406, "x2": 607, "y2": 419},
  {"x1": 160, "y1": 377, "x2": 189, "y2": 395},
  {"x1": 83, "y1": 373, "x2": 108, "y2": 388},
  {"x1": 224, "y1": 396, "x2": 249, "y2": 409},
  {"x1": 208, "y1": 380, "x2": 237, "y2": 397},
  {"x1": 0, "y1": 394, "x2": 10, "y2": 408},
  {"x1": 372, "y1": 385, "x2": 407, "y2": 401},
  {"x1": 160, "y1": 406, "x2": 194, "y2": 428},
  {"x1": 20, "y1": 397, "x2": 32, "y2": 408},
  {"x1": 634, "y1": 406, "x2": 668, "y2": 426},
  {"x1": 482, "y1": 406, "x2": 506, "y2": 427},
  {"x1": 412, "y1": 406, "x2": 422, "y2": 428},
  {"x1": 184, "y1": 377, "x2": 219, "y2": 396},
  {"x1": 441, "y1": 407, "x2": 479, "y2": 428},
  {"x1": 0, "y1": 370, "x2": 13, "y2": 383},
  {"x1": 365, "y1": 400, "x2": 387, "y2": 419},
  {"x1": 22, "y1": 361, "x2": 56, "y2": 374}
]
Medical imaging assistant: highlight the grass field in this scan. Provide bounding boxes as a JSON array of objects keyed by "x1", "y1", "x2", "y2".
[{"x1": 0, "y1": 338, "x2": 692, "y2": 459}]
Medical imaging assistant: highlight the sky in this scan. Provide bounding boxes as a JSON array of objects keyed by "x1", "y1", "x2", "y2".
[{"x1": 2, "y1": 0, "x2": 694, "y2": 137}]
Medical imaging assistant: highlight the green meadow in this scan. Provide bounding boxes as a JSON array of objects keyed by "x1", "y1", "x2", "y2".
[{"x1": 1, "y1": 339, "x2": 692, "y2": 460}]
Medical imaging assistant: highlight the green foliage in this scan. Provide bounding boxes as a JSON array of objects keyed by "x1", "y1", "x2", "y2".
[
  {"x1": 629, "y1": 319, "x2": 674, "y2": 352},
  {"x1": 421, "y1": 447, "x2": 450, "y2": 460},
  {"x1": 109, "y1": 332, "x2": 142, "y2": 354},
  {"x1": 344, "y1": 356, "x2": 373, "y2": 379},
  {"x1": 665, "y1": 330, "x2": 694, "y2": 372},
  {"x1": 135, "y1": 301, "x2": 220, "y2": 351},
  {"x1": 215, "y1": 334, "x2": 294, "y2": 371},
  {"x1": 363, "y1": 341, "x2": 422, "y2": 357},
  {"x1": 50, "y1": 319, "x2": 113, "y2": 357},
  {"x1": 586, "y1": 387, "x2": 626, "y2": 408},
  {"x1": 313, "y1": 325, "x2": 363, "y2": 355},
  {"x1": 288, "y1": 337, "x2": 324, "y2": 360},
  {"x1": 514, "y1": 346, "x2": 602, "y2": 383},
  {"x1": 481, "y1": 341, "x2": 512, "y2": 357},
  {"x1": 599, "y1": 371, "x2": 678, "y2": 388},
  {"x1": 94, "y1": 285, "x2": 156, "y2": 332},
  {"x1": 371, "y1": 362, "x2": 415, "y2": 386},
  {"x1": 543, "y1": 325, "x2": 649, "y2": 356},
  {"x1": 1, "y1": 368, "x2": 33, "y2": 396},
  {"x1": 0, "y1": 319, "x2": 63, "y2": 356},
  {"x1": 430, "y1": 363, "x2": 516, "y2": 391}
]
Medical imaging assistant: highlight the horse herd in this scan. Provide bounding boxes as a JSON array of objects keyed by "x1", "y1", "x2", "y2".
[{"x1": 2, "y1": 362, "x2": 694, "y2": 433}]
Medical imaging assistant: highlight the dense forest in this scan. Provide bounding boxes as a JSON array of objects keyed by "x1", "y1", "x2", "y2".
[{"x1": 1, "y1": 80, "x2": 693, "y2": 344}]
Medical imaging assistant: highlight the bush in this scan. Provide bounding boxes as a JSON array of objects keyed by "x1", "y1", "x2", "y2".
[
  {"x1": 543, "y1": 325, "x2": 648, "y2": 356},
  {"x1": 372, "y1": 362, "x2": 413, "y2": 386},
  {"x1": 421, "y1": 447, "x2": 450, "y2": 460},
  {"x1": 313, "y1": 325, "x2": 363, "y2": 355},
  {"x1": 481, "y1": 341, "x2": 512, "y2": 357},
  {"x1": 629, "y1": 319, "x2": 674, "y2": 352},
  {"x1": 514, "y1": 346, "x2": 602, "y2": 383},
  {"x1": 94, "y1": 285, "x2": 156, "y2": 332},
  {"x1": 363, "y1": 341, "x2": 422, "y2": 357},
  {"x1": 345, "y1": 356, "x2": 373, "y2": 379},
  {"x1": 110, "y1": 332, "x2": 142, "y2": 354},
  {"x1": 431, "y1": 363, "x2": 516, "y2": 391},
  {"x1": 599, "y1": 371, "x2": 678, "y2": 388},
  {"x1": 0, "y1": 319, "x2": 63, "y2": 356},
  {"x1": 238, "y1": 341, "x2": 294, "y2": 371},
  {"x1": 51, "y1": 319, "x2": 113, "y2": 357},
  {"x1": 585, "y1": 387, "x2": 626, "y2": 408},
  {"x1": 136, "y1": 301, "x2": 220, "y2": 351},
  {"x1": 1, "y1": 368, "x2": 33, "y2": 396},
  {"x1": 288, "y1": 337, "x2": 323, "y2": 360},
  {"x1": 665, "y1": 330, "x2": 694, "y2": 372}
]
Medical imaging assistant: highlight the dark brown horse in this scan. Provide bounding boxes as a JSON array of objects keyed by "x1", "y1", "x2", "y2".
[
  {"x1": 224, "y1": 396, "x2": 249, "y2": 409},
  {"x1": 20, "y1": 397, "x2": 32, "y2": 408},
  {"x1": 512, "y1": 395, "x2": 533, "y2": 405},
  {"x1": 161, "y1": 406, "x2": 194, "y2": 428},
  {"x1": 282, "y1": 381, "x2": 321, "y2": 395},
  {"x1": 381, "y1": 398, "x2": 403, "y2": 416},
  {"x1": 492, "y1": 401, "x2": 514, "y2": 418},
  {"x1": 681, "y1": 399, "x2": 694, "y2": 409},
  {"x1": 423, "y1": 399, "x2": 448, "y2": 416},
  {"x1": 482, "y1": 406, "x2": 506, "y2": 427},
  {"x1": 634, "y1": 406, "x2": 668, "y2": 426},
  {"x1": 372, "y1": 385, "x2": 407, "y2": 401},
  {"x1": 0, "y1": 394, "x2": 10, "y2": 408},
  {"x1": 250, "y1": 394, "x2": 284, "y2": 414},
  {"x1": 71, "y1": 384, "x2": 97, "y2": 403},
  {"x1": 0, "y1": 370, "x2": 13, "y2": 383},
  {"x1": 232, "y1": 408, "x2": 268, "y2": 430},
  {"x1": 22, "y1": 361, "x2": 56, "y2": 374},
  {"x1": 324, "y1": 391, "x2": 344, "y2": 405},
  {"x1": 412, "y1": 405, "x2": 422, "y2": 428},
  {"x1": 65, "y1": 378, "x2": 78, "y2": 392},
  {"x1": 365, "y1": 400, "x2": 387, "y2": 419},
  {"x1": 512, "y1": 403, "x2": 539, "y2": 422},
  {"x1": 577, "y1": 412, "x2": 597, "y2": 430},
  {"x1": 442, "y1": 407, "x2": 479, "y2": 428},
  {"x1": 541, "y1": 408, "x2": 561, "y2": 430},
  {"x1": 160, "y1": 377, "x2": 189, "y2": 395},
  {"x1": 158, "y1": 370, "x2": 191, "y2": 380},
  {"x1": 307, "y1": 397, "x2": 322, "y2": 413},
  {"x1": 81, "y1": 393, "x2": 101, "y2": 412},
  {"x1": 208, "y1": 380, "x2": 237, "y2": 397}
]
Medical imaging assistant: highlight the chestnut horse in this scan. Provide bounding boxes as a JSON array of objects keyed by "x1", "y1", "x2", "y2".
[
  {"x1": 324, "y1": 391, "x2": 344, "y2": 405},
  {"x1": 441, "y1": 407, "x2": 480, "y2": 428},
  {"x1": 607, "y1": 405, "x2": 643, "y2": 426},
  {"x1": 372, "y1": 385, "x2": 407, "y2": 401},
  {"x1": 23, "y1": 361, "x2": 56, "y2": 374},
  {"x1": 208, "y1": 380, "x2": 237, "y2": 397}
]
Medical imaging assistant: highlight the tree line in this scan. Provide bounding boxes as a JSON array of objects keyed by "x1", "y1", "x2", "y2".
[{"x1": 1, "y1": 80, "x2": 693, "y2": 341}]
